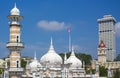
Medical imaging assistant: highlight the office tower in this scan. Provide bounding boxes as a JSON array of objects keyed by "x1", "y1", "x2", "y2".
[{"x1": 97, "y1": 15, "x2": 116, "y2": 61}]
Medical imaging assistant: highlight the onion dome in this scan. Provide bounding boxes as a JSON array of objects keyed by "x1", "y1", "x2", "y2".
[
  {"x1": 99, "y1": 40, "x2": 105, "y2": 48},
  {"x1": 10, "y1": 3, "x2": 20, "y2": 15},
  {"x1": 40, "y1": 37, "x2": 62, "y2": 67},
  {"x1": 29, "y1": 51, "x2": 42, "y2": 68},
  {"x1": 66, "y1": 47, "x2": 82, "y2": 68}
]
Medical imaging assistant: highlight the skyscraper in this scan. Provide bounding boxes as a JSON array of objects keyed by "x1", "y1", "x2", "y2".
[{"x1": 97, "y1": 15, "x2": 116, "y2": 61}]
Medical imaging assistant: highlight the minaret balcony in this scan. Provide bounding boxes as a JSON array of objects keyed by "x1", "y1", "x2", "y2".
[
  {"x1": 6, "y1": 42, "x2": 24, "y2": 50},
  {"x1": 9, "y1": 67, "x2": 24, "y2": 72}
]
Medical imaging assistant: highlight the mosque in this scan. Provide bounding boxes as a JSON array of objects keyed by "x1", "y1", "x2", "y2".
[
  {"x1": 2, "y1": 3, "x2": 100, "y2": 78},
  {"x1": 22, "y1": 38, "x2": 87, "y2": 78}
]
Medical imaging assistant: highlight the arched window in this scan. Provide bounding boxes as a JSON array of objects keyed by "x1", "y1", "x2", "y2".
[
  {"x1": 17, "y1": 60, "x2": 19, "y2": 68},
  {"x1": 17, "y1": 36, "x2": 19, "y2": 42}
]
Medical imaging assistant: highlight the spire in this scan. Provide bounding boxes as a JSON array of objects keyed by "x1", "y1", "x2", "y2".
[
  {"x1": 48, "y1": 37, "x2": 55, "y2": 53},
  {"x1": 64, "y1": 53, "x2": 67, "y2": 64},
  {"x1": 51, "y1": 37, "x2": 53, "y2": 46},
  {"x1": 10, "y1": 2, "x2": 20, "y2": 16},
  {"x1": 83, "y1": 61, "x2": 85, "y2": 68},
  {"x1": 34, "y1": 51, "x2": 37, "y2": 60},
  {"x1": 14, "y1": 3, "x2": 16, "y2": 8},
  {"x1": 71, "y1": 46, "x2": 75, "y2": 56}
]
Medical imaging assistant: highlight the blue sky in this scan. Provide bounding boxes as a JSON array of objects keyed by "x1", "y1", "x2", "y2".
[{"x1": 0, "y1": 0, "x2": 120, "y2": 59}]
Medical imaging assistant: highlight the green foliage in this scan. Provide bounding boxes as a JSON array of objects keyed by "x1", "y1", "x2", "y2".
[
  {"x1": 0, "y1": 69, "x2": 3, "y2": 74},
  {"x1": 85, "y1": 69, "x2": 95, "y2": 74},
  {"x1": 21, "y1": 58, "x2": 27, "y2": 68},
  {"x1": 99, "y1": 66, "x2": 107, "y2": 76},
  {"x1": 113, "y1": 68, "x2": 120, "y2": 78},
  {"x1": 76, "y1": 53, "x2": 92, "y2": 65},
  {"x1": 86, "y1": 69, "x2": 91, "y2": 74},
  {"x1": 59, "y1": 53, "x2": 65, "y2": 61},
  {"x1": 91, "y1": 69, "x2": 96, "y2": 74},
  {"x1": 115, "y1": 54, "x2": 120, "y2": 61}
]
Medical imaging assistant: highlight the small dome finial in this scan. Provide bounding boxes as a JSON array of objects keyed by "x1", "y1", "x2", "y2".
[
  {"x1": 14, "y1": 3, "x2": 16, "y2": 8},
  {"x1": 51, "y1": 36, "x2": 53, "y2": 45},
  {"x1": 48, "y1": 37, "x2": 55, "y2": 53},
  {"x1": 71, "y1": 46, "x2": 75, "y2": 56},
  {"x1": 10, "y1": 3, "x2": 20, "y2": 15},
  {"x1": 34, "y1": 51, "x2": 37, "y2": 60}
]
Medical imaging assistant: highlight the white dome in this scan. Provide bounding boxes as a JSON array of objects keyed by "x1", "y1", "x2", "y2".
[
  {"x1": 10, "y1": 3, "x2": 20, "y2": 15},
  {"x1": 29, "y1": 52, "x2": 42, "y2": 68},
  {"x1": 29, "y1": 60, "x2": 40, "y2": 68},
  {"x1": 66, "y1": 48, "x2": 82, "y2": 68},
  {"x1": 40, "y1": 38, "x2": 62, "y2": 67}
]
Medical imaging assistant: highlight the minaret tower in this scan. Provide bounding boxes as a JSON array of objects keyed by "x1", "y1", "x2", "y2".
[{"x1": 6, "y1": 3, "x2": 24, "y2": 78}]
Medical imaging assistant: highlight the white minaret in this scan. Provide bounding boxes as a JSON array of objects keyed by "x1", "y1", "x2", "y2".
[{"x1": 6, "y1": 3, "x2": 24, "y2": 78}]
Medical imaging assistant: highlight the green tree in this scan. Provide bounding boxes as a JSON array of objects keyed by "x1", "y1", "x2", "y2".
[
  {"x1": 59, "y1": 52, "x2": 71, "y2": 61},
  {"x1": 86, "y1": 69, "x2": 91, "y2": 74},
  {"x1": 0, "y1": 68, "x2": 2, "y2": 74},
  {"x1": 99, "y1": 66, "x2": 107, "y2": 76},
  {"x1": 115, "y1": 54, "x2": 120, "y2": 61},
  {"x1": 91, "y1": 69, "x2": 96, "y2": 74},
  {"x1": 21, "y1": 58, "x2": 27, "y2": 68},
  {"x1": 76, "y1": 53, "x2": 92, "y2": 66},
  {"x1": 113, "y1": 68, "x2": 120, "y2": 78}
]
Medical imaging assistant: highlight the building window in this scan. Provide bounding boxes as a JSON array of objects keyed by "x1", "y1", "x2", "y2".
[
  {"x1": 17, "y1": 36, "x2": 19, "y2": 42},
  {"x1": 17, "y1": 61, "x2": 19, "y2": 68}
]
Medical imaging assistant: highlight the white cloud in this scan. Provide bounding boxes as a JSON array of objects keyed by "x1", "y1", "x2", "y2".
[
  {"x1": 115, "y1": 22, "x2": 120, "y2": 37},
  {"x1": 37, "y1": 20, "x2": 67, "y2": 31}
]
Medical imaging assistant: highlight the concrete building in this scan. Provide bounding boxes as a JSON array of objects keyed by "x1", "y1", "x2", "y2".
[{"x1": 97, "y1": 15, "x2": 116, "y2": 61}]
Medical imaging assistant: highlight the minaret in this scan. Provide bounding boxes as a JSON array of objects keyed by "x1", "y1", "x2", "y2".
[
  {"x1": 98, "y1": 40, "x2": 107, "y2": 65},
  {"x1": 95, "y1": 61, "x2": 99, "y2": 77},
  {"x1": 6, "y1": 3, "x2": 24, "y2": 78}
]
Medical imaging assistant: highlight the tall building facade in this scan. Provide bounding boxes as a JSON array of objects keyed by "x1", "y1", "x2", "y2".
[
  {"x1": 97, "y1": 15, "x2": 116, "y2": 61},
  {"x1": 6, "y1": 4, "x2": 24, "y2": 78}
]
